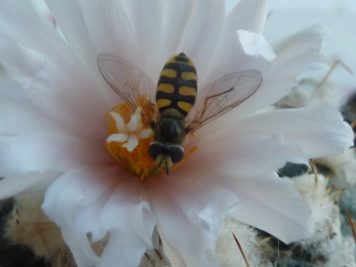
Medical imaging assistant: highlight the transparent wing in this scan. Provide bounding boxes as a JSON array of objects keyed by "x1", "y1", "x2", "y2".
[
  {"x1": 186, "y1": 70, "x2": 263, "y2": 132},
  {"x1": 97, "y1": 53, "x2": 156, "y2": 122}
]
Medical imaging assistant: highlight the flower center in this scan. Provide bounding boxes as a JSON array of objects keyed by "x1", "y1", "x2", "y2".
[
  {"x1": 105, "y1": 99, "x2": 156, "y2": 180},
  {"x1": 105, "y1": 97, "x2": 197, "y2": 180}
]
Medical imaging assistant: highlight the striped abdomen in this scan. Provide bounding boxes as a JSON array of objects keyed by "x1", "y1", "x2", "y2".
[{"x1": 156, "y1": 53, "x2": 197, "y2": 119}]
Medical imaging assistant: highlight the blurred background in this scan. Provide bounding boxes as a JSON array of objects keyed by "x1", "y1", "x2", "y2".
[{"x1": 267, "y1": 0, "x2": 356, "y2": 91}]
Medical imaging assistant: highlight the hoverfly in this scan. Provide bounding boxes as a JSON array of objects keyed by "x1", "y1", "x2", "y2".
[{"x1": 97, "y1": 53, "x2": 262, "y2": 174}]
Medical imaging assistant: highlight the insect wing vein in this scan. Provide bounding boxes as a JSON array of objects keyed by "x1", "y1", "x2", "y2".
[
  {"x1": 97, "y1": 53, "x2": 156, "y2": 123},
  {"x1": 186, "y1": 70, "x2": 262, "y2": 132}
]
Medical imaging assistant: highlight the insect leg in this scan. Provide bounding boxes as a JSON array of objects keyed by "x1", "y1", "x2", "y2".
[{"x1": 315, "y1": 59, "x2": 353, "y2": 92}]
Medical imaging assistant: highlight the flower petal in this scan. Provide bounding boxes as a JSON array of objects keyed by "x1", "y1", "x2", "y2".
[
  {"x1": 98, "y1": 185, "x2": 155, "y2": 267},
  {"x1": 228, "y1": 26, "x2": 325, "y2": 120},
  {"x1": 179, "y1": 0, "x2": 225, "y2": 82},
  {"x1": 225, "y1": 174, "x2": 313, "y2": 243},
  {"x1": 237, "y1": 30, "x2": 276, "y2": 61},
  {"x1": 147, "y1": 173, "x2": 241, "y2": 266},
  {"x1": 0, "y1": 133, "x2": 110, "y2": 175},
  {"x1": 0, "y1": 34, "x2": 114, "y2": 143},
  {"x1": 156, "y1": 0, "x2": 195, "y2": 65},
  {"x1": 202, "y1": 0, "x2": 270, "y2": 82},
  {"x1": 43, "y1": 167, "x2": 155, "y2": 267},
  {"x1": 147, "y1": 186, "x2": 217, "y2": 266},
  {"x1": 45, "y1": 0, "x2": 97, "y2": 70},
  {"x1": 0, "y1": 77, "x2": 63, "y2": 135},
  {"x1": 0, "y1": 172, "x2": 52, "y2": 199},
  {"x1": 198, "y1": 30, "x2": 275, "y2": 86},
  {"x1": 0, "y1": 1, "x2": 65, "y2": 59},
  {"x1": 235, "y1": 104, "x2": 354, "y2": 158},
  {"x1": 227, "y1": 0, "x2": 268, "y2": 33},
  {"x1": 75, "y1": 0, "x2": 135, "y2": 59},
  {"x1": 186, "y1": 133, "x2": 307, "y2": 179},
  {"x1": 43, "y1": 168, "x2": 113, "y2": 267}
]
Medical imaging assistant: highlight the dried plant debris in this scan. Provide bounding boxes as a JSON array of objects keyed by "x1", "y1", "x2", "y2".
[
  {"x1": 0, "y1": 198, "x2": 50, "y2": 267},
  {"x1": 216, "y1": 218, "x2": 266, "y2": 267},
  {"x1": 0, "y1": 194, "x2": 75, "y2": 267},
  {"x1": 278, "y1": 162, "x2": 309, "y2": 178},
  {"x1": 138, "y1": 226, "x2": 172, "y2": 267},
  {"x1": 342, "y1": 93, "x2": 356, "y2": 124},
  {"x1": 339, "y1": 185, "x2": 356, "y2": 237},
  {"x1": 256, "y1": 174, "x2": 356, "y2": 267},
  {"x1": 342, "y1": 92, "x2": 356, "y2": 147}
]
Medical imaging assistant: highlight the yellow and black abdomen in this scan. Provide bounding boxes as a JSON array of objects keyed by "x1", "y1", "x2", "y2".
[{"x1": 156, "y1": 53, "x2": 197, "y2": 119}]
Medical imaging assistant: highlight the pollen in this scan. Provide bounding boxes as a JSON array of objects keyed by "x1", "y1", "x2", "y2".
[{"x1": 105, "y1": 99, "x2": 156, "y2": 180}]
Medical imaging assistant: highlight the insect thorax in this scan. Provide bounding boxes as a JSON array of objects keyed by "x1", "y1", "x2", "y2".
[{"x1": 154, "y1": 116, "x2": 186, "y2": 145}]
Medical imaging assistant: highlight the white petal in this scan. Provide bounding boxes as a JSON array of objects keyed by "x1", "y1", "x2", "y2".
[
  {"x1": 186, "y1": 133, "x2": 307, "y2": 179},
  {"x1": 44, "y1": 167, "x2": 154, "y2": 267},
  {"x1": 227, "y1": 26, "x2": 325, "y2": 120},
  {"x1": 77, "y1": 0, "x2": 146, "y2": 78},
  {"x1": 109, "y1": 112, "x2": 126, "y2": 131},
  {"x1": 0, "y1": 133, "x2": 110, "y2": 176},
  {"x1": 0, "y1": 1, "x2": 66, "y2": 59},
  {"x1": 60, "y1": 227, "x2": 100, "y2": 267},
  {"x1": 106, "y1": 133, "x2": 128, "y2": 143},
  {"x1": 226, "y1": 0, "x2": 268, "y2": 33},
  {"x1": 157, "y1": 0, "x2": 195, "y2": 65},
  {"x1": 139, "y1": 129, "x2": 153, "y2": 139},
  {"x1": 123, "y1": 135, "x2": 139, "y2": 152},
  {"x1": 0, "y1": 76, "x2": 107, "y2": 146},
  {"x1": 0, "y1": 172, "x2": 51, "y2": 199},
  {"x1": 0, "y1": 77, "x2": 62, "y2": 135},
  {"x1": 196, "y1": 31, "x2": 275, "y2": 91},
  {"x1": 177, "y1": 0, "x2": 214, "y2": 54},
  {"x1": 45, "y1": 0, "x2": 97, "y2": 71},
  {"x1": 235, "y1": 104, "x2": 354, "y2": 158},
  {"x1": 99, "y1": 197, "x2": 155, "y2": 267},
  {"x1": 184, "y1": 0, "x2": 270, "y2": 85},
  {"x1": 0, "y1": 35, "x2": 47, "y2": 85},
  {"x1": 226, "y1": 174, "x2": 313, "y2": 244},
  {"x1": 237, "y1": 30, "x2": 276, "y2": 61},
  {"x1": 43, "y1": 167, "x2": 118, "y2": 267},
  {"x1": 179, "y1": 0, "x2": 226, "y2": 82},
  {"x1": 146, "y1": 172, "x2": 242, "y2": 266},
  {"x1": 98, "y1": 219, "x2": 150, "y2": 267},
  {"x1": 0, "y1": 35, "x2": 114, "y2": 143},
  {"x1": 119, "y1": 0, "x2": 164, "y2": 74},
  {"x1": 147, "y1": 182, "x2": 219, "y2": 266}
]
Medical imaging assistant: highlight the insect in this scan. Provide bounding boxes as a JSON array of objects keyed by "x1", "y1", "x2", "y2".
[{"x1": 97, "y1": 52, "x2": 263, "y2": 174}]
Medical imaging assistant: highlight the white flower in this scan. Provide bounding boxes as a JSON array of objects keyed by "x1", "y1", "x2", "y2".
[{"x1": 0, "y1": 1, "x2": 353, "y2": 267}]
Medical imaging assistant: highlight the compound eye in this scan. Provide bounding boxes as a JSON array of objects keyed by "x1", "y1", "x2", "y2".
[
  {"x1": 149, "y1": 142, "x2": 163, "y2": 160},
  {"x1": 167, "y1": 145, "x2": 184, "y2": 163}
]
